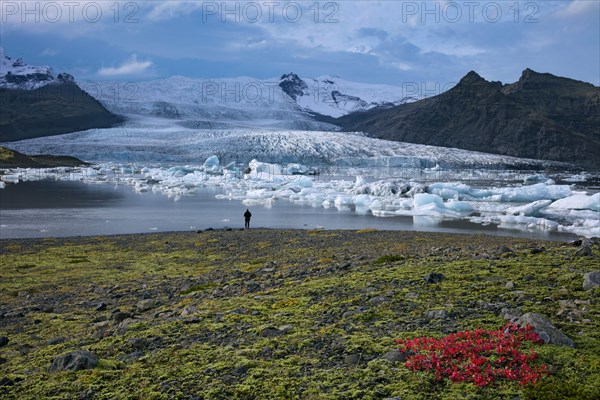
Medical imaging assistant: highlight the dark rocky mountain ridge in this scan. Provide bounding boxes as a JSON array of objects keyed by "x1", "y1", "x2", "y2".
[
  {"x1": 0, "y1": 49, "x2": 123, "y2": 142},
  {"x1": 337, "y1": 69, "x2": 600, "y2": 168}
]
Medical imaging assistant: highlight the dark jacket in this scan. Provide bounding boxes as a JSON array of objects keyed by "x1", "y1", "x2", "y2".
[{"x1": 244, "y1": 210, "x2": 252, "y2": 220}]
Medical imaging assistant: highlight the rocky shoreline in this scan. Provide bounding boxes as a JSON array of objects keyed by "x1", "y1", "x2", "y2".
[{"x1": 0, "y1": 229, "x2": 598, "y2": 399}]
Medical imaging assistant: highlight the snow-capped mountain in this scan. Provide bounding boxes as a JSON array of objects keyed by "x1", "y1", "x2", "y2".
[
  {"x1": 83, "y1": 75, "x2": 338, "y2": 131},
  {"x1": 280, "y1": 73, "x2": 411, "y2": 118},
  {"x1": 81, "y1": 72, "x2": 408, "y2": 129},
  {"x1": 0, "y1": 47, "x2": 74, "y2": 90}
]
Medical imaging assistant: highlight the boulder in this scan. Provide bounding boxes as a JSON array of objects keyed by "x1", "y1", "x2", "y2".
[
  {"x1": 48, "y1": 350, "x2": 98, "y2": 372},
  {"x1": 517, "y1": 312, "x2": 574, "y2": 347},
  {"x1": 424, "y1": 273, "x2": 445, "y2": 284},
  {"x1": 583, "y1": 272, "x2": 600, "y2": 290}
]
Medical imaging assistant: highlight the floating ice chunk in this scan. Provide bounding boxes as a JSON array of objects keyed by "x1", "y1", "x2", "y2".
[
  {"x1": 285, "y1": 163, "x2": 309, "y2": 175},
  {"x1": 563, "y1": 173, "x2": 590, "y2": 183},
  {"x1": 427, "y1": 182, "x2": 492, "y2": 200},
  {"x1": 499, "y1": 183, "x2": 571, "y2": 202},
  {"x1": 505, "y1": 199, "x2": 552, "y2": 216},
  {"x1": 445, "y1": 200, "x2": 473, "y2": 212},
  {"x1": 498, "y1": 215, "x2": 559, "y2": 231},
  {"x1": 0, "y1": 181, "x2": 5, "y2": 189},
  {"x1": 248, "y1": 159, "x2": 282, "y2": 176},
  {"x1": 203, "y1": 155, "x2": 220, "y2": 172},
  {"x1": 243, "y1": 198, "x2": 274, "y2": 208},
  {"x1": 414, "y1": 193, "x2": 445, "y2": 208},
  {"x1": 284, "y1": 176, "x2": 313, "y2": 191},
  {"x1": 168, "y1": 166, "x2": 195, "y2": 177},
  {"x1": 354, "y1": 179, "x2": 413, "y2": 197},
  {"x1": 548, "y1": 193, "x2": 600, "y2": 211},
  {"x1": 1, "y1": 174, "x2": 20, "y2": 183},
  {"x1": 334, "y1": 195, "x2": 353, "y2": 206},
  {"x1": 524, "y1": 174, "x2": 553, "y2": 184}
]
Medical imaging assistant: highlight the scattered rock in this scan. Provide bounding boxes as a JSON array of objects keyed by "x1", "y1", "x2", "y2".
[
  {"x1": 404, "y1": 292, "x2": 418, "y2": 299},
  {"x1": 278, "y1": 325, "x2": 293, "y2": 334},
  {"x1": 136, "y1": 299, "x2": 159, "y2": 312},
  {"x1": 48, "y1": 337, "x2": 65, "y2": 345},
  {"x1": 48, "y1": 350, "x2": 98, "y2": 372},
  {"x1": 259, "y1": 327, "x2": 283, "y2": 337},
  {"x1": 3, "y1": 311, "x2": 24, "y2": 318},
  {"x1": 344, "y1": 354, "x2": 360, "y2": 365},
  {"x1": 0, "y1": 336, "x2": 8, "y2": 347},
  {"x1": 368, "y1": 296, "x2": 391, "y2": 304},
  {"x1": 530, "y1": 247, "x2": 545, "y2": 254},
  {"x1": 583, "y1": 271, "x2": 600, "y2": 290},
  {"x1": 505, "y1": 281, "x2": 516, "y2": 289},
  {"x1": 95, "y1": 302, "x2": 107, "y2": 311},
  {"x1": 517, "y1": 312, "x2": 575, "y2": 347},
  {"x1": 501, "y1": 307, "x2": 523, "y2": 322},
  {"x1": 0, "y1": 377, "x2": 15, "y2": 387},
  {"x1": 119, "y1": 350, "x2": 145, "y2": 363},
  {"x1": 575, "y1": 240, "x2": 593, "y2": 257},
  {"x1": 425, "y1": 309, "x2": 449, "y2": 319},
  {"x1": 381, "y1": 350, "x2": 406, "y2": 363},
  {"x1": 180, "y1": 305, "x2": 198, "y2": 317},
  {"x1": 112, "y1": 311, "x2": 132, "y2": 322},
  {"x1": 498, "y1": 245, "x2": 514, "y2": 255},
  {"x1": 424, "y1": 273, "x2": 445, "y2": 284}
]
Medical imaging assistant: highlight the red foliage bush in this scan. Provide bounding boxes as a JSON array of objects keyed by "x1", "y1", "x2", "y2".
[{"x1": 395, "y1": 323, "x2": 550, "y2": 387}]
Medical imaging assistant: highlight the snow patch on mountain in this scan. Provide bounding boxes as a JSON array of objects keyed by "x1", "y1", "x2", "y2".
[
  {"x1": 0, "y1": 47, "x2": 73, "y2": 90},
  {"x1": 286, "y1": 73, "x2": 412, "y2": 117}
]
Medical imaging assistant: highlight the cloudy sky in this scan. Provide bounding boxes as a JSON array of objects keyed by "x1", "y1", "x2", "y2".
[{"x1": 1, "y1": 0, "x2": 598, "y2": 86}]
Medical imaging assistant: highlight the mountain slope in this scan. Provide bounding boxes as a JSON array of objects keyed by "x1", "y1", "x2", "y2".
[
  {"x1": 0, "y1": 49, "x2": 123, "y2": 141},
  {"x1": 280, "y1": 73, "x2": 410, "y2": 118},
  {"x1": 337, "y1": 69, "x2": 600, "y2": 168}
]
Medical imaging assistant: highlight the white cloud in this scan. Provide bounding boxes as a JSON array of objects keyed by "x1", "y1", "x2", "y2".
[
  {"x1": 555, "y1": 0, "x2": 600, "y2": 17},
  {"x1": 146, "y1": 1, "x2": 203, "y2": 21},
  {"x1": 98, "y1": 55, "x2": 153, "y2": 77},
  {"x1": 40, "y1": 48, "x2": 58, "y2": 56}
]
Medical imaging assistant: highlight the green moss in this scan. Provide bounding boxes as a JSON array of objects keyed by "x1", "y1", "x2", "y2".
[{"x1": 0, "y1": 230, "x2": 598, "y2": 399}]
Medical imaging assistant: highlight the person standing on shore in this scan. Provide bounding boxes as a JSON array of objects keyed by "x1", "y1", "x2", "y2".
[{"x1": 244, "y1": 209, "x2": 252, "y2": 229}]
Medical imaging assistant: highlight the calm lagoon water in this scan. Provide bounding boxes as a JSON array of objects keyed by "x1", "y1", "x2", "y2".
[{"x1": 0, "y1": 180, "x2": 578, "y2": 240}]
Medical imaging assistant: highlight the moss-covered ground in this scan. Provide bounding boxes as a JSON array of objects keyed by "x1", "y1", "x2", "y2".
[{"x1": 0, "y1": 229, "x2": 598, "y2": 399}]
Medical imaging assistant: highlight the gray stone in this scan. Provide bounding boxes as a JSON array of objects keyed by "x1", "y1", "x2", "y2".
[
  {"x1": 501, "y1": 307, "x2": 523, "y2": 322},
  {"x1": 424, "y1": 273, "x2": 445, "y2": 284},
  {"x1": 136, "y1": 299, "x2": 159, "y2": 312},
  {"x1": 48, "y1": 338, "x2": 65, "y2": 345},
  {"x1": 517, "y1": 312, "x2": 575, "y2": 347},
  {"x1": 112, "y1": 311, "x2": 132, "y2": 322},
  {"x1": 505, "y1": 281, "x2": 516, "y2": 289},
  {"x1": 180, "y1": 305, "x2": 198, "y2": 317},
  {"x1": 49, "y1": 350, "x2": 98, "y2": 372},
  {"x1": 344, "y1": 354, "x2": 360, "y2": 365},
  {"x1": 369, "y1": 296, "x2": 391, "y2": 304},
  {"x1": 381, "y1": 350, "x2": 406, "y2": 363},
  {"x1": 259, "y1": 327, "x2": 282, "y2": 337},
  {"x1": 425, "y1": 309, "x2": 449, "y2": 319},
  {"x1": 575, "y1": 241, "x2": 593, "y2": 257},
  {"x1": 95, "y1": 302, "x2": 107, "y2": 311},
  {"x1": 583, "y1": 271, "x2": 600, "y2": 290},
  {"x1": 0, "y1": 337, "x2": 8, "y2": 347}
]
